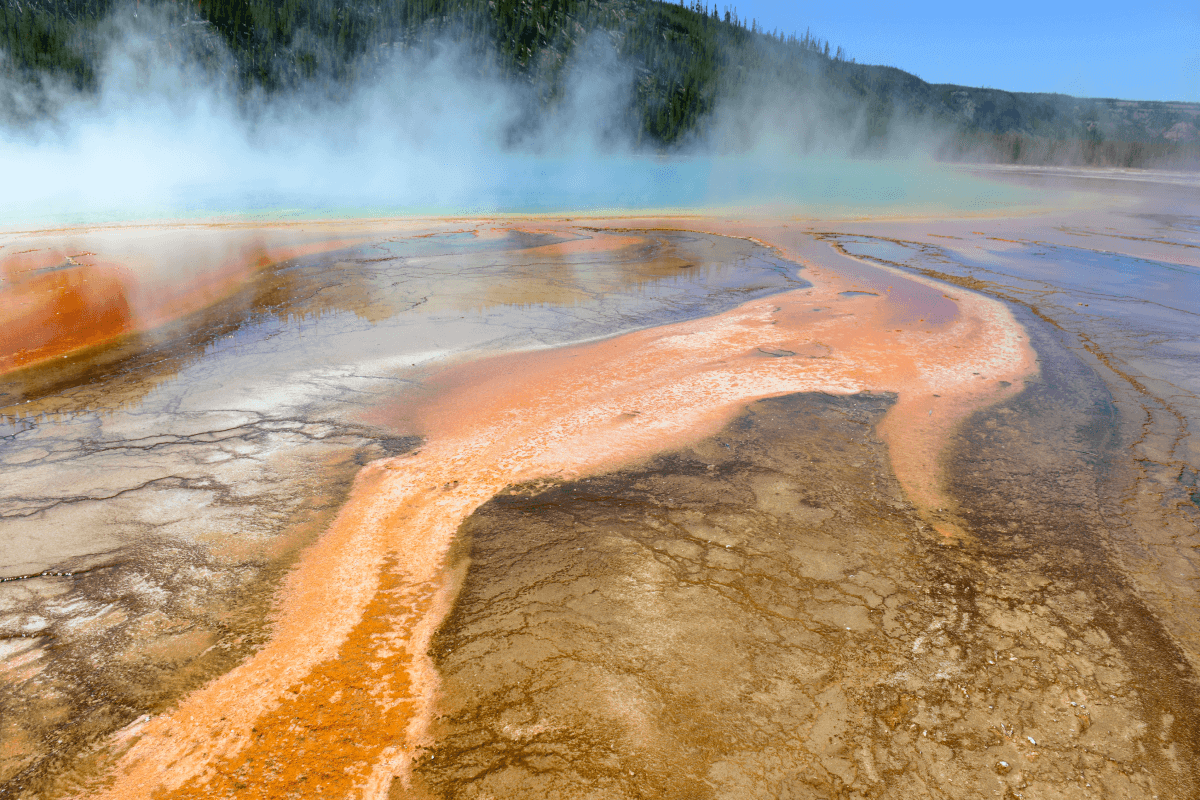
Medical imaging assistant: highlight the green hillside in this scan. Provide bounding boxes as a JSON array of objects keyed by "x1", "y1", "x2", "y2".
[{"x1": 2, "y1": 0, "x2": 1197, "y2": 166}]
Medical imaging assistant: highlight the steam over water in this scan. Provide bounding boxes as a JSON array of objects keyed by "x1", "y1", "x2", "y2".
[
  {"x1": 2, "y1": 138, "x2": 1033, "y2": 225},
  {"x1": 0, "y1": 8, "x2": 1040, "y2": 226}
]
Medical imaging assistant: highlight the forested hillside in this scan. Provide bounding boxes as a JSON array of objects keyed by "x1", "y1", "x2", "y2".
[{"x1": 2, "y1": 0, "x2": 1197, "y2": 166}]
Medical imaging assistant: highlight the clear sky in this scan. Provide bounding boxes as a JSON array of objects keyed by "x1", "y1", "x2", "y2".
[{"x1": 721, "y1": 1, "x2": 1198, "y2": 102}]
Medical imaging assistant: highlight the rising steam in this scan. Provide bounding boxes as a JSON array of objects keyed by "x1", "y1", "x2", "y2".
[{"x1": 0, "y1": 5, "x2": 1023, "y2": 225}]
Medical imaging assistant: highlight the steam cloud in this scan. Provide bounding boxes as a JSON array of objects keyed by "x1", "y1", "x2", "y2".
[{"x1": 0, "y1": 6, "x2": 1018, "y2": 225}]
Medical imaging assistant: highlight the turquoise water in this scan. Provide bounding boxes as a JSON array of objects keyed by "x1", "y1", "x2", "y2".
[{"x1": 0, "y1": 155, "x2": 1040, "y2": 227}]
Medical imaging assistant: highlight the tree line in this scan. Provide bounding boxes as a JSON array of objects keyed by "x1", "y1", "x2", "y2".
[
  {"x1": 0, "y1": 0, "x2": 864, "y2": 146},
  {"x1": 2, "y1": 0, "x2": 1196, "y2": 165}
]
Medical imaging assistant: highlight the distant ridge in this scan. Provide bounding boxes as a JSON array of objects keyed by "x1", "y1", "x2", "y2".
[{"x1": 2, "y1": 0, "x2": 1197, "y2": 167}]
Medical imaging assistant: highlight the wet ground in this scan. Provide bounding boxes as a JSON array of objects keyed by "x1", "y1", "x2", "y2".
[
  {"x1": 0, "y1": 226, "x2": 801, "y2": 796},
  {"x1": 409, "y1": 305, "x2": 1198, "y2": 799},
  {"x1": 823, "y1": 208, "x2": 1200, "y2": 683},
  {"x1": 399, "y1": 191, "x2": 1200, "y2": 798},
  {"x1": 1, "y1": 168, "x2": 1199, "y2": 799}
]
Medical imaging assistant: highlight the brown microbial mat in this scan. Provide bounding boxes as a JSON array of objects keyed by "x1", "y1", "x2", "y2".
[
  {"x1": 0, "y1": 223, "x2": 802, "y2": 797},
  {"x1": 1, "y1": 168, "x2": 1199, "y2": 800},
  {"x1": 416, "y1": 386, "x2": 1194, "y2": 799}
]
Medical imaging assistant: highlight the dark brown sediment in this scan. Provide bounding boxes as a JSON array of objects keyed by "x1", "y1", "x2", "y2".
[
  {"x1": 410, "y1": 391, "x2": 927, "y2": 799},
  {"x1": 817, "y1": 207, "x2": 1200, "y2": 682},
  {"x1": 408, "y1": 302, "x2": 1198, "y2": 798},
  {"x1": 942, "y1": 304, "x2": 1200, "y2": 798}
]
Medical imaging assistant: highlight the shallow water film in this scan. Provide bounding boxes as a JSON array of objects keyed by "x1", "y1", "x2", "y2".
[{"x1": 1, "y1": 168, "x2": 1199, "y2": 799}]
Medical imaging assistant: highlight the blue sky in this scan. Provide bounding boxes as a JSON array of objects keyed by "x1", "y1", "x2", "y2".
[{"x1": 720, "y1": 1, "x2": 1198, "y2": 102}]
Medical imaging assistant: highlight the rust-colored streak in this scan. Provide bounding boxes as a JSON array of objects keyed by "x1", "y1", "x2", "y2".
[
  {"x1": 0, "y1": 225, "x2": 373, "y2": 375},
  {"x1": 83, "y1": 221, "x2": 1037, "y2": 800},
  {"x1": 88, "y1": 466, "x2": 495, "y2": 800},
  {"x1": 0, "y1": 254, "x2": 134, "y2": 371},
  {"x1": 166, "y1": 560, "x2": 430, "y2": 800}
]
